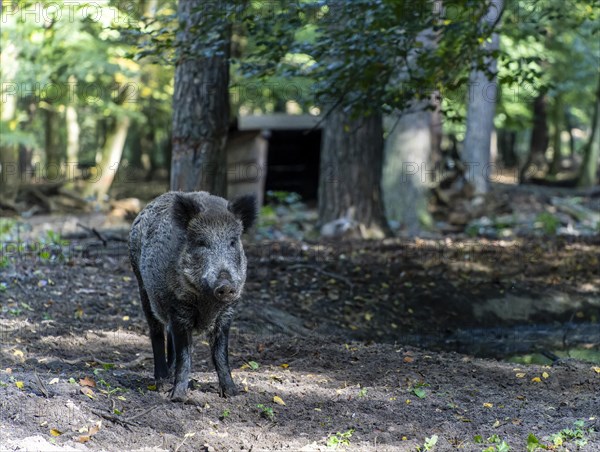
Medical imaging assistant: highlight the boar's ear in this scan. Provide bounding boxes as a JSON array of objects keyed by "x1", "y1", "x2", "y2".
[
  {"x1": 173, "y1": 194, "x2": 203, "y2": 230},
  {"x1": 228, "y1": 194, "x2": 257, "y2": 232}
]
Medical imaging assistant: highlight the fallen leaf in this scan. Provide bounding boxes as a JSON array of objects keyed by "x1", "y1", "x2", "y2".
[
  {"x1": 15, "y1": 381, "x2": 24, "y2": 389},
  {"x1": 483, "y1": 403, "x2": 493, "y2": 408},
  {"x1": 515, "y1": 373, "x2": 526, "y2": 378},
  {"x1": 79, "y1": 377, "x2": 96, "y2": 388},
  {"x1": 13, "y1": 350, "x2": 24, "y2": 359},
  {"x1": 592, "y1": 367, "x2": 600, "y2": 374},
  {"x1": 492, "y1": 419, "x2": 500, "y2": 427},
  {"x1": 50, "y1": 429, "x2": 62, "y2": 437},
  {"x1": 542, "y1": 372, "x2": 549, "y2": 379},
  {"x1": 279, "y1": 363, "x2": 289, "y2": 369},
  {"x1": 89, "y1": 424, "x2": 101, "y2": 435},
  {"x1": 531, "y1": 377, "x2": 542, "y2": 383},
  {"x1": 403, "y1": 356, "x2": 414, "y2": 363},
  {"x1": 147, "y1": 384, "x2": 157, "y2": 391},
  {"x1": 80, "y1": 387, "x2": 95, "y2": 399},
  {"x1": 75, "y1": 435, "x2": 91, "y2": 443},
  {"x1": 273, "y1": 395, "x2": 286, "y2": 406},
  {"x1": 48, "y1": 378, "x2": 59, "y2": 385}
]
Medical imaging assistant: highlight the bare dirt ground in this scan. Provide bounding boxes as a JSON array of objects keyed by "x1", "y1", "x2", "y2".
[{"x1": 1, "y1": 228, "x2": 599, "y2": 451}]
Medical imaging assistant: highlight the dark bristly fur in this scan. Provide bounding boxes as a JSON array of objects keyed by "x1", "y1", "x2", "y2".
[{"x1": 129, "y1": 191, "x2": 257, "y2": 401}]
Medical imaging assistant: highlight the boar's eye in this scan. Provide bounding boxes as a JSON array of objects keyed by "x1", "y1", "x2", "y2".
[
  {"x1": 229, "y1": 239, "x2": 237, "y2": 248},
  {"x1": 195, "y1": 239, "x2": 208, "y2": 248}
]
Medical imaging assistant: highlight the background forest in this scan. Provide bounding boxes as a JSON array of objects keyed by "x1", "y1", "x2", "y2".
[{"x1": 1, "y1": 0, "x2": 598, "y2": 236}]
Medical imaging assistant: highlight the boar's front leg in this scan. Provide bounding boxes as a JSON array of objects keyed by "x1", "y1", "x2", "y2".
[
  {"x1": 139, "y1": 288, "x2": 169, "y2": 384},
  {"x1": 209, "y1": 311, "x2": 238, "y2": 398},
  {"x1": 170, "y1": 323, "x2": 192, "y2": 402}
]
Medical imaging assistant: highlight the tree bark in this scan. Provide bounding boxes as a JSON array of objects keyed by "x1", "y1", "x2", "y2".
[
  {"x1": 318, "y1": 108, "x2": 390, "y2": 238},
  {"x1": 577, "y1": 78, "x2": 600, "y2": 188},
  {"x1": 462, "y1": 0, "x2": 504, "y2": 194},
  {"x1": 171, "y1": 0, "x2": 231, "y2": 196},
  {"x1": 383, "y1": 107, "x2": 433, "y2": 235}
]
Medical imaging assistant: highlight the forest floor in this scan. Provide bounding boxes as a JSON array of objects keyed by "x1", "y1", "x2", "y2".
[{"x1": 1, "y1": 183, "x2": 599, "y2": 451}]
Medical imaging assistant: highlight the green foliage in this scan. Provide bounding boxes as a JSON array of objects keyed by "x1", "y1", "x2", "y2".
[
  {"x1": 416, "y1": 434, "x2": 438, "y2": 451},
  {"x1": 242, "y1": 1, "x2": 492, "y2": 118},
  {"x1": 535, "y1": 212, "x2": 559, "y2": 235},
  {"x1": 549, "y1": 419, "x2": 594, "y2": 448},
  {"x1": 326, "y1": 429, "x2": 354, "y2": 449},
  {"x1": 256, "y1": 403, "x2": 275, "y2": 421}
]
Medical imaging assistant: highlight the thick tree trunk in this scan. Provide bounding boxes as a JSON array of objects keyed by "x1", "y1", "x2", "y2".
[
  {"x1": 462, "y1": 0, "x2": 504, "y2": 194},
  {"x1": 383, "y1": 106, "x2": 433, "y2": 235},
  {"x1": 171, "y1": 0, "x2": 231, "y2": 196},
  {"x1": 318, "y1": 108, "x2": 390, "y2": 238},
  {"x1": 577, "y1": 79, "x2": 600, "y2": 188},
  {"x1": 520, "y1": 94, "x2": 549, "y2": 182},
  {"x1": 84, "y1": 116, "x2": 130, "y2": 200}
]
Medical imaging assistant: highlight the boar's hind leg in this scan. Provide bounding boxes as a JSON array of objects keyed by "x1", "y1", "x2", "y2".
[
  {"x1": 139, "y1": 288, "x2": 169, "y2": 382},
  {"x1": 209, "y1": 312, "x2": 238, "y2": 398},
  {"x1": 170, "y1": 323, "x2": 192, "y2": 402},
  {"x1": 166, "y1": 325, "x2": 176, "y2": 377}
]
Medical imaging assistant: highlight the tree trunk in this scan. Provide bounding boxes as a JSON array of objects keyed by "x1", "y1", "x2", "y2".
[
  {"x1": 520, "y1": 94, "x2": 549, "y2": 182},
  {"x1": 498, "y1": 129, "x2": 517, "y2": 168},
  {"x1": 84, "y1": 116, "x2": 130, "y2": 200},
  {"x1": 383, "y1": 107, "x2": 433, "y2": 235},
  {"x1": 1, "y1": 39, "x2": 20, "y2": 206},
  {"x1": 318, "y1": 108, "x2": 390, "y2": 238},
  {"x1": 548, "y1": 98, "x2": 563, "y2": 176},
  {"x1": 577, "y1": 78, "x2": 600, "y2": 188},
  {"x1": 462, "y1": 0, "x2": 504, "y2": 194},
  {"x1": 171, "y1": 0, "x2": 231, "y2": 196},
  {"x1": 65, "y1": 105, "x2": 80, "y2": 163},
  {"x1": 44, "y1": 107, "x2": 62, "y2": 179}
]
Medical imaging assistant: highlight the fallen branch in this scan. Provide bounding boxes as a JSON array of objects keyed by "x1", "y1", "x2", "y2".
[
  {"x1": 62, "y1": 354, "x2": 151, "y2": 368},
  {"x1": 91, "y1": 409, "x2": 135, "y2": 429}
]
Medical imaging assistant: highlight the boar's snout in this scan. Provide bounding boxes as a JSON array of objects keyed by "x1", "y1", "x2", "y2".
[
  {"x1": 214, "y1": 280, "x2": 236, "y2": 301},
  {"x1": 213, "y1": 271, "x2": 238, "y2": 301}
]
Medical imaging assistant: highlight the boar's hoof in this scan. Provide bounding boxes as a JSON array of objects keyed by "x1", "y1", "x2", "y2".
[
  {"x1": 170, "y1": 385, "x2": 189, "y2": 402},
  {"x1": 219, "y1": 384, "x2": 238, "y2": 398}
]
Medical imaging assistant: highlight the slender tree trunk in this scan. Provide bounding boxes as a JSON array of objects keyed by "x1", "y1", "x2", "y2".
[
  {"x1": 171, "y1": 0, "x2": 231, "y2": 196},
  {"x1": 84, "y1": 116, "x2": 131, "y2": 200},
  {"x1": 65, "y1": 106, "x2": 80, "y2": 161},
  {"x1": 577, "y1": 79, "x2": 600, "y2": 187},
  {"x1": 0, "y1": 35, "x2": 19, "y2": 206},
  {"x1": 318, "y1": 108, "x2": 390, "y2": 238},
  {"x1": 462, "y1": 0, "x2": 504, "y2": 194},
  {"x1": 565, "y1": 110, "x2": 576, "y2": 158},
  {"x1": 498, "y1": 129, "x2": 517, "y2": 168},
  {"x1": 520, "y1": 94, "x2": 549, "y2": 182},
  {"x1": 549, "y1": 98, "x2": 563, "y2": 176},
  {"x1": 44, "y1": 107, "x2": 61, "y2": 179},
  {"x1": 65, "y1": 75, "x2": 80, "y2": 166}
]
